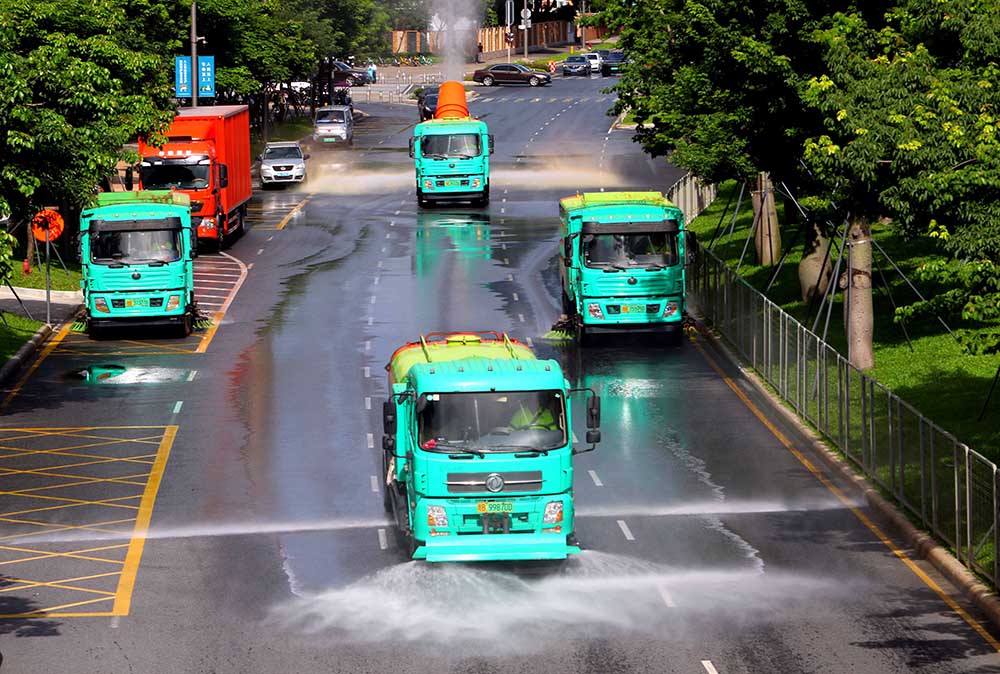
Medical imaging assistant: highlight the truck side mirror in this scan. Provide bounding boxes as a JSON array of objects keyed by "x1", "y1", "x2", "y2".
[
  {"x1": 488, "y1": 134, "x2": 495, "y2": 155},
  {"x1": 685, "y1": 230, "x2": 698, "y2": 265},
  {"x1": 563, "y1": 237, "x2": 573, "y2": 266},
  {"x1": 190, "y1": 230, "x2": 199, "y2": 258},
  {"x1": 219, "y1": 164, "x2": 229, "y2": 188},
  {"x1": 586, "y1": 395, "x2": 601, "y2": 429},
  {"x1": 585, "y1": 429, "x2": 601, "y2": 445},
  {"x1": 124, "y1": 167, "x2": 134, "y2": 191},
  {"x1": 382, "y1": 400, "x2": 396, "y2": 435},
  {"x1": 408, "y1": 138, "x2": 416, "y2": 159}
]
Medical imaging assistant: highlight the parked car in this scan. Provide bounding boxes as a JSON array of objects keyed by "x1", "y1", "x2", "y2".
[
  {"x1": 472, "y1": 63, "x2": 552, "y2": 87},
  {"x1": 601, "y1": 51, "x2": 627, "y2": 76},
  {"x1": 582, "y1": 52, "x2": 602, "y2": 73},
  {"x1": 259, "y1": 142, "x2": 309, "y2": 188},
  {"x1": 417, "y1": 87, "x2": 439, "y2": 121},
  {"x1": 331, "y1": 61, "x2": 371, "y2": 86},
  {"x1": 312, "y1": 105, "x2": 355, "y2": 147},
  {"x1": 596, "y1": 49, "x2": 611, "y2": 60},
  {"x1": 562, "y1": 55, "x2": 591, "y2": 77}
]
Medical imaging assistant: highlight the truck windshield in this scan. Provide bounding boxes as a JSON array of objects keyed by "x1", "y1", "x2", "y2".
[
  {"x1": 583, "y1": 231, "x2": 678, "y2": 269},
  {"x1": 421, "y1": 134, "x2": 481, "y2": 158},
  {"x1": 418, "y1": 390, "x2": 567, "y2": 453},
  {"x1": 91, "y1": 230, "x2": 181, "y2": 264},
  {"x1": 316, "y1": 110, "x2": 346, "y2": 124},
  {"x1": 140, "y1": 164, "x2": 210, "y2": 190}
]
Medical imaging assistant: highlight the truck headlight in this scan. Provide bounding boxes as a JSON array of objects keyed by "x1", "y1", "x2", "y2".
[
  {"x1": 423, "y1": 180, "x2": 434, "y2": 190},
  {"x1": 94, "y1": 297, "x2": 110, "y2": 314},
  {"x1": 472, "y1": 178, "x2": 481, "y2": 188},
  {"x1": 166, "y1": 295, "x2": 181, "y2": 311},
  {"x1": 427, "y1": 505, "x2": 448, "y2": 527},
  {"x1": 663, "y1": 301, "x2": 678, "y2": 317},
  {"x1": 201, "y1": 217, "x2": 216, "y2": 230},
  {"x1": 543, "y1": 501, "x2": 563, "y2": 524},
  {"x1": 588, "y1": 303, "x2": 604, "y2": 319}
]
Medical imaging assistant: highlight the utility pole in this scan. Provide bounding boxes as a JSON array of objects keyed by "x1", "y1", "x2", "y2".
[
  {"x1": 523, "y1": 0, "x2": 531, "y2": 61},
  {"x1": 580, "y1": 0, "x2": 586, "y2": 52},
  {"x1": 190, "y1": 0, "x2": 198, "y2": 107}
]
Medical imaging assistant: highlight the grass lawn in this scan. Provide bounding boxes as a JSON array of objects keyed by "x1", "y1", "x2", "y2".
[
  {"x1": 0, "y1": 312, "x2": 45, "y2": 362},
  {"x1": 688, "y1": 180, "x2": 1000, "y2": 461},
  {"x1": 8, "y1": 258, "x2": 82, "y2": 292}
]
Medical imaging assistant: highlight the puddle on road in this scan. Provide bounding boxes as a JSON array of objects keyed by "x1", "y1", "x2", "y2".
[
  {"x1": 64, "y1": 364, "x2": 195, "y2": 385},
  {"x1": 269, "y1": 551, "x2": 847, "y2": 651}
]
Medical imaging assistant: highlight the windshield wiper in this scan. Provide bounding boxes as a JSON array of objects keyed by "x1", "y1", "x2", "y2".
[
  {"x1": 425, "y1": 441, "x2": 485, "y2": 457},
  {"x1": 429, "y1": 153, "x2": 448, "y2": 160},
  {"x1": 451, "y1": 154, "x2": 474, "y2": 160},
  {"x1": 130, "y1": 258, "x2": 168, "y2": 266},
  {"x1": 489, "y1": 444, "x2": 552, "y2": 456}
]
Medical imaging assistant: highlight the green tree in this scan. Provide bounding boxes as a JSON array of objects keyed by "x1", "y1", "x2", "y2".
[
  {"x1": 0, "y1": 0, "x2": 181, "y2": 229},
  {"x1": 802, "y1": 5, "x2": 1000, "y2": 366}
]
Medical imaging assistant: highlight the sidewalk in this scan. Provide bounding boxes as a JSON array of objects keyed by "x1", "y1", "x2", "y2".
[{"x1": 0, "y1": 286, "x2": 80, "y2": 323}]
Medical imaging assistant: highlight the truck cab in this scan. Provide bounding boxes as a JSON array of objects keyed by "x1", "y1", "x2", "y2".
[
  {"x1": 382, "y1": 331, "x2": 600, "y2": 562},
  {"x1": 79, "y1": 191, "x2": 196, "y2": 337},
  {"x1": 559, "y1": 192, "x2": 693, "y2": 344},
  {"x1": 410, "y1": 81, "x2": 493, "y2": 208}
]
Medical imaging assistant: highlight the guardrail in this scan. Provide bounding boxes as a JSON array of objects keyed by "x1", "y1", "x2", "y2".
[
  {"x1": 666, "y1": 173, "x2": 717, "y2": 221},
  {"x1": 689, "y1": 245, "x2": 999, "y2": 586}
]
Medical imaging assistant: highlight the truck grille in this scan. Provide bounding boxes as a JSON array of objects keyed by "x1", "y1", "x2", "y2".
[{"x1": 445, "y1": 471, "x2": 543, "y2": 493}]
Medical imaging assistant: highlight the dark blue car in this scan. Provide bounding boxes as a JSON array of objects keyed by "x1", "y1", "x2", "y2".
[{"x1": 562, "y1": 55, "x2": 590, "y2": 77}]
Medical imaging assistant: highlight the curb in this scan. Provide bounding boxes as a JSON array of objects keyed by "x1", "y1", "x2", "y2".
[
  {"x1": 0, "y1": 323, "x2": 53, "y2": 388},
  {"x1": 689, "y1": 312, "x2": 1000, "y2": 630}
]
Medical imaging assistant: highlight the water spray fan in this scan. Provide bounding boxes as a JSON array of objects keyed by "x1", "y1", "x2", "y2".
[{"x1": 434, "y1": 81, "x2": 471, "y2": 120}]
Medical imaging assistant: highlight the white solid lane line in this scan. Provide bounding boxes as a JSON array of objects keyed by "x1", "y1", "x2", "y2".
[
  {"x1": 658, "y1": 585, "x2": 676, "y2": 607},
  {"x1": 616, "y1": 520, "x2": 635, "y2": 541},
  {"x1": 588, "y1": 469, "x2": 603, "y2": 487},
  {"x1": 701, "y1": 661, "x2": 720, "y2": 674}
]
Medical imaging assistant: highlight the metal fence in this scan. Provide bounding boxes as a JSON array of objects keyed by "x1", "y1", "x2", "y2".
[
  {"x1": 666, "y1": 173, "x2": 717, "y2": 223},
  {"x1": 689, "y1": 247, "x2": 1000, "y2": 586}
]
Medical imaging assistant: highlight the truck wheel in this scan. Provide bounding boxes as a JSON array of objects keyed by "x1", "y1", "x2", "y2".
[
  {"x1": 575, "y1": 319, "x2": 591, "y2": 347},
  {"x1": 177, "y1": 313, "x2": 192, "y2": 338},
  {"x1": 561, "y1": 289, "x2": 575, "y2": 317},
  {"x1": 417, "y1": 189, "x2": 429, "y2": 208},
  {"x1": 381, "y1": 452, "x2": 394, "y2": 513}
]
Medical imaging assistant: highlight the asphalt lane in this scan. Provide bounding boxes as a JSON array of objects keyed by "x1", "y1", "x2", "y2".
[{"x1": 2, "y1": 75, "x2": 1000, "y2": 673}]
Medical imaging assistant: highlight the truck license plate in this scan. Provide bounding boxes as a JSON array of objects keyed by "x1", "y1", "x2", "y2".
[
  {"x1": 125, "y1": 298, "x2": 149, "y2": 308},
  {"x1": 444, "y1": 180, "x2": 458, "y2": 186},
  {"x1": 622, "y1": 304, "x2": 644, "y2": 313},
  {"x1": 477, "y1": 501, "x2": 514, "y2": 513}
]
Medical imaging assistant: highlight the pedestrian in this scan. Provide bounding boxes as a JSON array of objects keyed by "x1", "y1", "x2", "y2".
[
  {"x1": 368, "y1": 61, "x2": 377, "y2": 84},
  {"x1": 476, "y1": 42, "x2": 484, "y2": 64}
]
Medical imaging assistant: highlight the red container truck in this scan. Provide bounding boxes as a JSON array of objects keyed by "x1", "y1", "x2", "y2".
[{"x1": 135, "y1": 106, "x2": 252, "y2": 248}]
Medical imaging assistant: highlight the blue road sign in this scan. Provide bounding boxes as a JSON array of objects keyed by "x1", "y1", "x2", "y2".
[
  {"x1": 198, "y1": 56, "x2": 215, "y2": 98},
  {"x1": 175, "y1": 56, "x2": 192, "y2": 97}
]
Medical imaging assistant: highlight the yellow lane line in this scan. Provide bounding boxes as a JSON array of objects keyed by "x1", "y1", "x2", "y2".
[
  {"x1": 0, "y1": 571, "x2": 121, "y2": 595},
  {"x1": 0, "y1": 543, "x2": 129, "y2": 566},
  {"x1": 0, "y1": 494, "x2": 141, "y2": 518},
  {"x1": 2, "y1": 472, "x2": 152, "y2": 496},
  {"x1": 0, "y1": 453, "x2": 158, "y2": 476},
  {"x1": 0, "y1": 490, "x2": 141, "y2": 511},
  {"x1": 4, "y1": 595, "x2": 114, "y2": 617},
  {"x1": 113, "y1": 425, "x2": 177, "y2": 615},
  {"x1": 0, "y1": 517, "x2": 136, "y2": 543},
  {"x1": 1, "y1": 320, "x2": 73, "y2": 411},
  {"x1": 275, "y1": 196, "x2": 311, "y2": 230},
  {"x1": 690, "y1": 336, "x2": 1000, "y2": 652}
]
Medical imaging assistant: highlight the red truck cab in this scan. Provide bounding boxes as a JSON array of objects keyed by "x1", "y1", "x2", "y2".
[{"x1": 136, "y1": 105, "x2": 252, "y2": 248}]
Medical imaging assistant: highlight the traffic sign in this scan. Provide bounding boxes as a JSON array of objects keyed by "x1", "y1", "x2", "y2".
[
  {"x1": 175, "y1": 56, "x2": 192, "y2": 97},
  {"x1": 505, "y1": 0, "x2": 514, "y2": 26},
  {"x1": 520, "y1": 7, "x2": 531, "y2": 18},
  {"x1": 197, "y1": 56, "x2": 215, "y2": 97},
  {"x1": 31, "y1": 209, "x2": 64, "y2": 242}
]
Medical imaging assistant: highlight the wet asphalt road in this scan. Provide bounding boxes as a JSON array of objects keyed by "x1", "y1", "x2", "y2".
[{"x1": 3, "y1": 76, "x2": 1000, "y2": 673}]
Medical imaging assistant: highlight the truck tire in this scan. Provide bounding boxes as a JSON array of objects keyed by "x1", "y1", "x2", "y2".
[
  {"x1": 561, "y1": 289, "x2": 575, "y2": 317},
  {"x1": 381, "y1": 451, "x2": 394, "y2": 513},
  {"x1": 417, "y1": 189, "x2": 430, "y2": 208},
  {"x1": 177, "y1": 312, "x2": 192, "y2": 338}
]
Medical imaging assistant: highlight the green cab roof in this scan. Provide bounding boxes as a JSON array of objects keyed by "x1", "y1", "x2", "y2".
[
  {"x1": 95, "y1": 191, "x2": 190, "y2": 208},
  {"x1": 414, "y1": 118, "x2": 485, "y2": 134},
  {"x1": 387, "y1": 332, "x2": 535, "y2": 384},
  {"x1": 560, "y1": 191, "x2": 676, "y2": 213},
  {"x1": 408, "y1": 358, "x2": 565, "y2": 395}
]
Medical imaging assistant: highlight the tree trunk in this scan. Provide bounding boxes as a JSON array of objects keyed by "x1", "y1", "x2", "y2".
[
  {"x1": 844, "y1": 217, "x2": 874, "y2": 370},
  {"x1": 752, "y1": 172, "x2": 781, "y2": 266},
  {"x1": 798, "y1": 222, "x2": 832, "y2": 303}
]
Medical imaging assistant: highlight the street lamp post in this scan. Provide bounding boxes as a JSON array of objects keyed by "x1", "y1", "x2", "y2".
[{"x1": 191, "y1": 0, "x2": 198, "y2": 107}]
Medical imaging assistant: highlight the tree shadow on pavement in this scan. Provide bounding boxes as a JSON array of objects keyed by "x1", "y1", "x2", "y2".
[{"x1": 0, "y1": 575, "x2": 62, "y2": 637}]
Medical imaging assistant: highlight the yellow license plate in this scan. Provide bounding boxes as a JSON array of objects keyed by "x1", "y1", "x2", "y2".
[
  {"x1": 622, "y1": 304, "x2": 644, "y2": 313},
  {"x1": 477, "y1": 501, "x2": 514, "y2": 513},
  {"x1": 125, "y1": 299, "x2": 149, "y2": 308}
]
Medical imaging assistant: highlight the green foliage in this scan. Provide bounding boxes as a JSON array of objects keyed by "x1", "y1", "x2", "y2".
[
  {"x1": 0, "y1": 0, "x2": 179, "y2": 224},
  {"x1": 0, "y1": 229, "x2": 17, "y2": 286}
]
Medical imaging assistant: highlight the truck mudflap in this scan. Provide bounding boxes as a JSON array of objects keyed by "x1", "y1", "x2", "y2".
[{"x1": 414, "y1": 533, "x2": 581, "y2": 563}]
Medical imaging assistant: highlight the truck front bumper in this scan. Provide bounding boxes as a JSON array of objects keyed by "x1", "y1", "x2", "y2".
[
  {"x1": 580, "y1": 297, "x2": 683, "y2": 333},
  {"x1": 415, "y1": 533, "x2": 580, "y2": 562},
  {"x1": 417, "y1": 176, "x2": 487, "y2": 200},
  {"x1": 88, "y1": 290, "x2": 189, "y2": 327}
]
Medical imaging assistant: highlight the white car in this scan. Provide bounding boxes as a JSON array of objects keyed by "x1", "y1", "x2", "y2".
[
  {"x1": 259, "y1": 141, "x2": 309, "y2": 188},
  {"x1": 582, "y1": 52, "x2": 603, "y2": 73}
]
